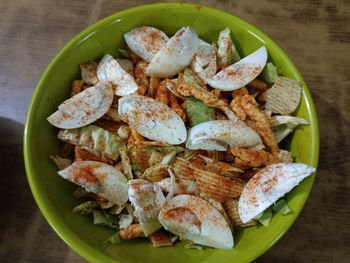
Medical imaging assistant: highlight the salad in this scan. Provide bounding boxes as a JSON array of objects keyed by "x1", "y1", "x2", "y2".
[{"x1": 48, "y1": 26, "x2": 315, "y2": 249}]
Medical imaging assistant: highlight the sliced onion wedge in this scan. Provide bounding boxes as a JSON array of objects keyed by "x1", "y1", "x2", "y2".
[
  {"x1": 159, "y1": 195, "x2": 234, "y2": 249},
  {"x1": 124, "y1": 26, "x2": 169, "y2": 62},
  {"x1": 238, "y1": 163, "x2": 316, "y2": 223},
  {"x1": 97, "y1": 54, "x2": 138, "y2": 96},
  {"x1": 191, "y1": 39, "x2": 217, "y2": 82},
  {"x1": 186, "y1": 120, "x2": 262, "y2": 151},
  {"x1": 47, "y1": 82, "x2": 113, "y2": 129},
  {"x1": 58, "y1": 161, "x2": 128, "y2": 206},
  {"x1": 146, "y1": 27, "x2": 199, "y2": 78},
  {"x1": 118, "y1": 95, "x2": 187, "y2": 145},
  {"x1": 207, "y1": 46, "x2": 267, "y2": 91}
]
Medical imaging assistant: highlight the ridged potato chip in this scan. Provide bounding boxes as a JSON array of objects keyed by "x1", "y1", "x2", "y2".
[
  {"x1": 195, "y1": 168, "x2": 244, "y2": 202},
  {"x1": 119, "y1": 224, "x2": 145, "y2": 240},
  {"x1": 265, "y1": 76, "x2": 302, "y2": 115},
  {"x1": 149, "y1": 229, "x2": 178, "y2": 247},
  {"x1": 172, "y1": 157, "x2": 196, "y2": 180},
  {"x1": 223, "y1": 199, "x2": 256, "y2": 227}
]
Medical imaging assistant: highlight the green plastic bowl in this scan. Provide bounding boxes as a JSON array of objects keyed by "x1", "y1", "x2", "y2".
[{"x1": 24, "y1": 3, "x2": 319, "y2": 263}]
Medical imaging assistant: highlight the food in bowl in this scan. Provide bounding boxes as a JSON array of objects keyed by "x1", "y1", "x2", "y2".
[{"x1": 47, "y1": 25, "x2": 315, "y2": 249}]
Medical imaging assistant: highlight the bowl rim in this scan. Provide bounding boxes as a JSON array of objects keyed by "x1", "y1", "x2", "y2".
[{"x1": 24, "y1": 2, "x2": 320, "y2": 262}]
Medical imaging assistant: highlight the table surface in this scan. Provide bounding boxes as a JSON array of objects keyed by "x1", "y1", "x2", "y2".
[{"x1": 1, "y1": 0, "x2": 349, "y2": 262}]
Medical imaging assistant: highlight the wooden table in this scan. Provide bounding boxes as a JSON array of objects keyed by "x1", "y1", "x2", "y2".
[{"x1": 1, "y1": 0, "x2": 349, "y2": 262}]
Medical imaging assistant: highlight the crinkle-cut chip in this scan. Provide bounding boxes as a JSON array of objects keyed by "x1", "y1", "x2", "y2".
[
  {"x1": 206, "y1": 151, "x2": 225, "y2": 161},
  {"x1": 80, "y1": 61, "x2": 99, "y2": 85},
  {"x1": 71, "y1": 80, "x2": 84, "y2": 96},
  {"x1": 195, "y1": 168, "x2": 244, "y2": 202},
  {"x1": 265, "y1": 76, "x2": 302, "y2": 115},
  {"x1": 231, "y1": 147, "x2": 281, "y2": 168},
  {"x1": 119, "y1": 224, "x2": 145, "y2": 240},
  {"x1": 116, "y1": 58, "x2": 134, "y2": 76},
  {"x1": 134, "y1": 60, "x2": 150, "y2": 87},
  {"x1": 278, "y1": 149, "x2": 293, "y2": 163},
  {"x1": 149, "y1": 229, "x2": 178, "y2": 247},
  {"x1": 223, "y1": 199, "x2": 256, "y2": 227},
  {"x1": 155, "y1": 79, "x2": 169, "y2": 105},
  {"x1": 74, "y1": 146, "x2": 113, "y2": 164},
  {"x1": 93, "y1": 118, "x2": 121, "y2": 134},
  {"x1": 198, "y1": 155, "x2": 243, "y2": 178},
  {"x1": 141, "y1": 163, "x2": 169, "y2": 182},
  {"x1": 156, "y1": 177, "x2": 199, "y2": 196},
  {"x1": 149, "y1": 76, "x2": 160, "y2": 98},
  {"x1": 172, "y1": 157, "x2": 196, "y2": 180},
  {"x1": 128, "y1": 145, "x2": 151, "y2": 173}
]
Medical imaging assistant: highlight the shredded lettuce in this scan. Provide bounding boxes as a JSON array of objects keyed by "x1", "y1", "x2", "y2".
[
  {"x1": 184, "y1": 241, "x2": 206, "y2": 250},
  {"x1": 104, "y1": 232, "x2": 122, "y2": 245},
  {"x1": 119, "y1": 144, "x2": 133, "y2": 179},
  {"x1": 272, "y1": 199, "x2": 292, "y2": 215},
  {"x1": 261, "y1": 62, "x2": 278, "y2": 83},
  {"x1": 73, "y1": 201, "x2": 99, "y2": 214},
  {"x1": 58, "y1": 125, "x2": 123, "y2": 160},
  {"x1": 92, "y1": 210, "x2": 119, "y2": 229},
  {"x1": 185, "y1": 96, "x2": 215, "y2": 126},
  {"x1": 182, "y1": 68, "x2": 208, "y2": 92},
  {"x1": 256, "y1": 207, "x2": 272, "y2": 227}
]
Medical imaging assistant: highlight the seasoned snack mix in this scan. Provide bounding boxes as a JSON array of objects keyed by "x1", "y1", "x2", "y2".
[{"x1": 48, "y1": 26, "x2": 316, "y2": 249}]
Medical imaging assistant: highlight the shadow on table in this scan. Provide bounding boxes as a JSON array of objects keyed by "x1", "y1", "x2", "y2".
[{"x1": 0, "y1": 117, "x2": 83, "y2": 263}]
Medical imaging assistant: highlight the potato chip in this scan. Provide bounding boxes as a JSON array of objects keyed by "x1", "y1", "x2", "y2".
[
  {"x1": 119, "y1": 224, "x2": 145, "y2": 240},
  {"x1": 265, "y1": 76, "x2": 302, "y2": 115},
  {"x1": 195, "y1": 168, "x2": 244, "y2": 202},
  {"x1": 149, "y1": 229, "x2": 178, "y2": 247},
  {"x1": 141, "y1": 163, "x2": 169, "y2": 182},
  {"x1": 80, "y1": 61, "x2": 99, "y2": 85},
  {"x1": 231, "y1": 147, "x2": 281, "y2": 168},
  {"x1": 172, "y1": 157, "x2": 196, "y2": 180},
  {"x1": 198, "y1": 155, "x2": 243, "y2": 178},
  {"x1": 148, "y1": 76, "x2": 159, "y2": 98},
  {"x1": 134, "y1": 60, "x2": 149, "y2": 87},
  {"x1": 71, "y1": 80, "x2": 84, "y2": 96},
  {"x1": 223, "y1": 199, "x2": 256, "y2": 227},
  {"x1": 155, "y1": 80, "x2": 169, "y2": 105},
  {"x1": 74, "y1": 146, "x2": 113, "y2": 164},
  {"x1": 206, "y1": 151, "x2": 225, "y2": 161}
]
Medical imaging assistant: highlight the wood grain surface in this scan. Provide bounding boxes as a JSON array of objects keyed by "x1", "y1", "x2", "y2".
[{"x1": 0, "y1": 0, "x2": 349, "y2": 262}]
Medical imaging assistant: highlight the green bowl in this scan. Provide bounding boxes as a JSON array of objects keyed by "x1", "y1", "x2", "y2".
[{"x1": 24, "y1": 3, "x2": 319, "y2": 263}]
